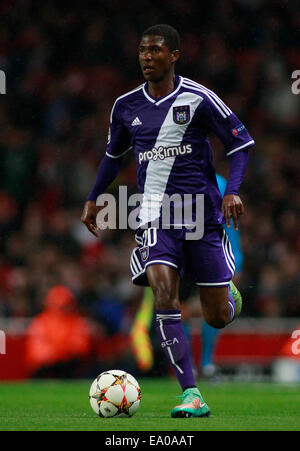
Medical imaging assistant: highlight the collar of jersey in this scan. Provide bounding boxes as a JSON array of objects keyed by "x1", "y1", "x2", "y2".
[{"x1": 142, "y1": 75, "x2": 183, "y2": 106}]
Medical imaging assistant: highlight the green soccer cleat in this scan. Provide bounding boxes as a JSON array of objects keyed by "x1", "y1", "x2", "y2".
[
  {"x1": 230, "y1": 280, "x2": 243, "y2": 319},
  {"x1": 171, "y1": 387, "x2": 210, "y2": 418}
]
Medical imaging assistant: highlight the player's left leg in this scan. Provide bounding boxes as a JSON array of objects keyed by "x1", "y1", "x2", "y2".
[
  {"x1": 199, "y1": 281, "x2": 242, "y2": 329},
  {"x1": 197, "y1": 227, "x2": 243, "y2": 375},
  {"x1": 200, "y1": 279, "x2": 242, "y2": 377},
  {"x1": 146, "y1": 264, "x2": 210, "y2": 418},
  {"x1": 187, "y1": 227, "x2": 242, "y2": 328}
]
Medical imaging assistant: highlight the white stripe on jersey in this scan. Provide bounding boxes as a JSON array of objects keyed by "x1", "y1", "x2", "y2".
[
  {"x1": 183, "y1": 78, "x2": 232, "y2": 115},
  {"x1": 155, "y1": 76, "x2": 183, "y2": 106},
  {"x1": 139, "y1": 91, "x2": 203, "y2": 226},
  {"x1": 182, "y1": 82, "x2": 227, "y2": 118},
  {"x1": 182, "y1": 78, "x2": 231, "y2": 118},
  {"x1": 110, "y1": 84, "x2": 144, "y2": 122},
  {"x1": 106, "y1": 146, "x2": 132, "y2": 159},
  {"x1": 142, "y1": 76, "x2": 183, "y2": 105},
  {"x1": 226, "y1": 140, "x2": 255, "y2": 156}
]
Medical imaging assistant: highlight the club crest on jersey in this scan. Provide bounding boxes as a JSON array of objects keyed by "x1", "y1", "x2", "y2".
[
  {"x1": 139, "y1": 246, "x2": 149, "y2": 262},
  {"x1": 173, "y1": 105, "x2": 190, "y2": 125}
]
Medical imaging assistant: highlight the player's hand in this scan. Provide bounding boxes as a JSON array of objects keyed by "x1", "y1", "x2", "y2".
[
  {"x1": 222, "y1": 194, "x2": 244, "y2": 231},
  {"x1": 81, "y1": 201, "x2": 101, "y2": 237}
]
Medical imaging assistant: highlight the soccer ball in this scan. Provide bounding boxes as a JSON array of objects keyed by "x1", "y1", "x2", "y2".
[{"x1": 89, "y1": 369, "x2": 141, "y2": 418}]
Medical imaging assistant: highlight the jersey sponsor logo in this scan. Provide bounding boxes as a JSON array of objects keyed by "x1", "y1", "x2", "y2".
[
  {"x1": 232, "y1": 123, "x2": 246, "y2": 136},
  {"x1": 173, "y1": 105, "x2": 190, "y2": 124},
  {"x1": 138, "y1": 144, "x2": 192, "y2": 164}
]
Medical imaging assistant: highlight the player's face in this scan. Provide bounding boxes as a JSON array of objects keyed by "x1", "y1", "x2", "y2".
[{"x1": 138, "y1": 35, "x2": 179, "y2": 82}]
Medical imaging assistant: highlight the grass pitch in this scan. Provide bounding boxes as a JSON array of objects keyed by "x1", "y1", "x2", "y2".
[{"x1": 0, "y1": 378, "x2": 299, "y2": 431}]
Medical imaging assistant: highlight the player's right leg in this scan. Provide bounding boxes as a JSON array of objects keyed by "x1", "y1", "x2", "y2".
[{"x1": 146, "y1": 263, "x2": 210, "y2": 418}]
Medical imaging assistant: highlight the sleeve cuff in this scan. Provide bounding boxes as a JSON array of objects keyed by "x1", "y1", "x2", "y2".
[
  {"x1": 226, "y1": 140, "x2": 255, "y2": 156},
  {"x1": 106, "y1": 146, "x2": 132, "y2": 159}
]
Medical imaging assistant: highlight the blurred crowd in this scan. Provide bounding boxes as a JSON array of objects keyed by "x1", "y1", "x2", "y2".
[{"x1": 0, "y1": 0, "x2": 300, "y2": 336}]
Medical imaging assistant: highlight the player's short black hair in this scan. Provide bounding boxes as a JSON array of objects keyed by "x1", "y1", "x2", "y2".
[{"x1": 142, "y1": 24, "x2": 180, "y2": 51}]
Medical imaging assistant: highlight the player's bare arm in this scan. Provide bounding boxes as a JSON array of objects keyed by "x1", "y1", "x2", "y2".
[
  {"x1": 82, "y1": 150, "x2": 124, "y2": 236},
  {"x1": 81, "y1": 201, "x2": 101, "y2": 237},
  {"x1": 222, "y1": 194, "x2": 245, "y2": 231}
]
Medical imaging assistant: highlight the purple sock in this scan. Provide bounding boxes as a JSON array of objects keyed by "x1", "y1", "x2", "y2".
[
  {"x1": 228, "y1": 288, "x2": 235, "y2": 322},
  {"x1": 155, "y1": 309, "x2": 196, "y2": 391}
]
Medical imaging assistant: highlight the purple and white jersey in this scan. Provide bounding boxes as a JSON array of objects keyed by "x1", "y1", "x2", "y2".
[{"x1": 106, "y1": 75, "x2": 254, "y2": 229}]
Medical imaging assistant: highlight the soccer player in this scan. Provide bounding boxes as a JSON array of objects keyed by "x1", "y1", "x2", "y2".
[{"x1": 81, "y1": 24, "x2": 254, "y2": 418}]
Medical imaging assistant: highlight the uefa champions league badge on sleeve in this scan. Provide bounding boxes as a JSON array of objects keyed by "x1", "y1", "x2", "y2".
[
  {"x1": 173, "y1": 105, "x2": 190, "y2": 124},
  {"x1": 231, "y1": 123, "x2": 246, "y2": 136}
]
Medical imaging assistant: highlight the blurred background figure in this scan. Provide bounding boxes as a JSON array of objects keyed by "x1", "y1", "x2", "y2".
[{"x1": 25, "y1": 285, "x2": 92, "y2": 378}]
